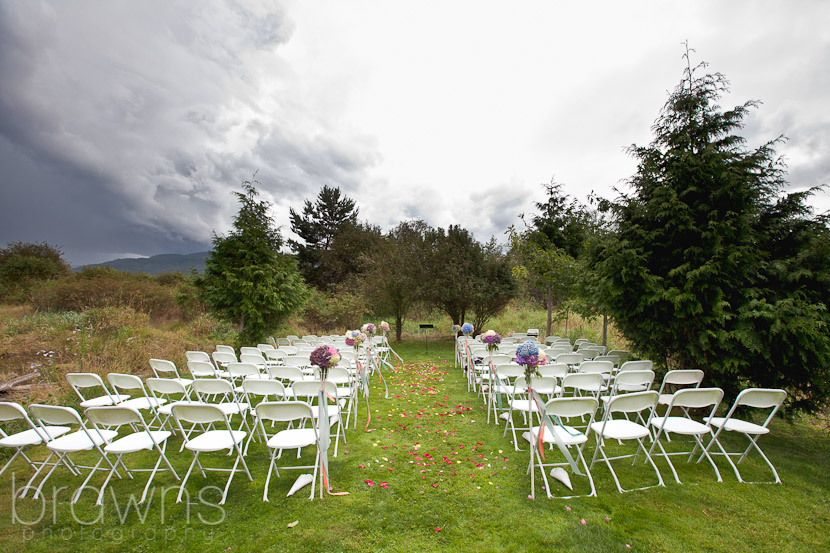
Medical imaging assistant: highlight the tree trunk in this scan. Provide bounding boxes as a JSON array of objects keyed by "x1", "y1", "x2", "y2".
[
  {"x1": 564, "y1": 306, "x2": 569, "y2": 337},
  {"x1": 602, "y1": 312, "x2": 608, "y2": 347},
  {"x1": 545, "y1": 284, "x2": 553, "y2": 338},
  {"x1": 238, "y1": 313, "x2": 245, "y2": 334},
  {"x1": 395, "y1": 315, "x2": 403, "y2": 342}
]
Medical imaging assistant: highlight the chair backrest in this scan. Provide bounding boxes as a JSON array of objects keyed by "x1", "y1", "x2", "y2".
[
  {"x1": 146, "y1": 377, "x2": 189, "y2": 398},
  {"x1": 619, "y1": 360, "x2": 653, "y2": 372},
  {"x1": 576, "y1": 360, "x2": 614, "y2": 375},
  {"x1": 215, "y1": 345, "x2": 236, "y2": 354},
  {"x1": 270, "y1": 366, "x2": 305, "y2": 382},
  {"x1": 574, "y1": 338, "x2": 591, "y2": 347},
  {"x1": 264, "y1": 349, "x2": 286, "y2": 361},
  {"x1": 227, "y1": 362, "x2": 260, "y2": 380},
  {"x1": 555, "y1": 353, "x2": 584, "y2": 365},
  {"x1": 538, "y1": 363, "x2": 568, "y2": 379},
  {"x1": 172, "y1": 403, "x2": 226, "y2": 425},
  {"x1": 279, "y1": 346, "x2": 298, "y2": 355},
  {"x1": 257, "y1": 343, "x2": 276, "y2": 352},
  {"x1": 486, "y1": 354, "x2": 513, "y2": 366},
  {"x1": 657, "y1": 369, "x2": 704, "y2": 397},
  {"x1": 191, "y1": 378, "x2": 234, "y2": 401},
  {"x1": 734, "y1": 388, "x2": 787, "y2": 410},
  {"x1": 66, "y1": 372, "x2": 110, "y2": 392},
  {"x1": 610, "y1": 369, "x2": 655, "y2": 392},
  {"x1": 325, "y1": 366, "x2": 352, "y2": 384},
  {"x1": 668, "y1": 387, "x2": 724, "y2": 410},
  {"x1": 242, "y1": 379, "x2": 287, "y2": 401},
  {"x1": 593, "y1": 354, "x2": 620, "y2": 366},
  {"x1": 185, "y1": 351, "x2": 212, "y2": 364},
  {"x1": 149, "y1": 358, "x2": 180, "y2": 378},
  {"x1": 494, "y1": 363, "x2": 525, "y2": 380},
  {"x1": 606, "y1": 390, "x2": 658, "y2": 414},
  {"x1": 545, "y1": 396, "x2": 599, "y2": 419},
  {"x1": 85, "y1": 404, "x2": 144, "y2": 428},
  {"x1": 0, "y1": 401, "x2": 29, "y2": 423},
  {"x1": 256, "y1": 401, "x2": 313, "y2": 424},
  {"x1": 29, "y1": 404, "x2": 83, "y2": 427},
  {"x1": 188, "y1": 360, "x2": 218, "y2": 378},
  {"x1": 292, "y1": 380, "x2": 337, "y2": 401},
  {"x1": 239, "y1": 347, "x2": 261, "y2": 356},
  {"x1": 561, "y1": 372, "x2": 603, "y2": 392},
  {"x1": 284, "y1": 355, "x2": 310, "y2": 367},
  {"x1": 212, "y1": 351, "x2": 237, "y2": 366},
  {"x1": 606, "y1": 350, "x2": 629, "y2": 363},
  {"x1": 276, "y1": 338, "x2": 291, "y2": 346},
  {"x1": 108, "y1": 372, "x2": 145, "y2": 393}
]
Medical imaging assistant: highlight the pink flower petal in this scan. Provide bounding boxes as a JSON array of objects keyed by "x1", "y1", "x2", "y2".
[{"x1": 580, "y1": 519, "x2": 586, "y2": 525}]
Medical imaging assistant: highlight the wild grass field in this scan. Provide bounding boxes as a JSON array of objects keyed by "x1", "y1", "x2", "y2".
[{"x1": 0, "y1": 305, "x2": 828, "y2": 553}]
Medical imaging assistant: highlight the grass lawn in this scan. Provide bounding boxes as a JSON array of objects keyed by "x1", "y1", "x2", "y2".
[{"x1": 0, "y1": 338, "x2": 827, "y2": 552}]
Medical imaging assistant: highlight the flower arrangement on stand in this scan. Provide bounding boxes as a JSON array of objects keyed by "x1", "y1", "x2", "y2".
[
  {"x1": 310, "y1": 344, "x2": 341, "y2": 381},
  {"x1": 378, "y1": 321, "x2": 390, "y2": 337},
  {"x1": 481, "y1": 330, "x2": 501, "y2": 356},
  {"x1": 515, "y1": 340, "x2": 541, "y2": 391},
  {"x1": 361, "y1": 323, "x2": 377, "y2": 338},
  {"x1": 345, "y1": 330, "x2": 367, "y2": 353},
  {"x1": 461, "y1": 323, "x2": 474, "y2": 337}
]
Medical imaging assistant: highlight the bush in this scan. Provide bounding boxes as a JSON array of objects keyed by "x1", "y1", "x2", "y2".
[
  {"x1": 31, "y1": 267, "x2": 182, "y2": 322},
  {"x1": 299, "y1": 288, "x2": 366, "y2": 333},
  {"x1": 0, "y1": 242, "x2": 71, "y2": 303}
]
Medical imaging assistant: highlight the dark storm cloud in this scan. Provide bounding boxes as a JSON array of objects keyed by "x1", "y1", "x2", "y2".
[{"x1": 0, "y1": 0, "x2": 379, "y2": 265}]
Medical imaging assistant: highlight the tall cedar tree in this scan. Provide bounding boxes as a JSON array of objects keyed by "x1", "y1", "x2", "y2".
[
  {"x1": 593, "y1": 50, "x2": 830, "y2": 411},
  {"x1": 197, "y1": 178, "x2": 308, "y2": 344},
  {"x1": 289, "y1": 185, "x2": 359, "y2": 289}
]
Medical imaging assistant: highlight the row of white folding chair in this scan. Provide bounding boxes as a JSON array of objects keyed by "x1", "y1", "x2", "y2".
[{"x1": 7, "y1": 401, "x2": 177, "y2": 505}]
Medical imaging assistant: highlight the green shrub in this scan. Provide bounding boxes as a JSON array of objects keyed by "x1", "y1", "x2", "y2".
[
  {"x1": 31, "y1": 267, "x2": 182, "y2": 322},
  {"x1": 298, "y1": 288, "x2": 366, "y2": 333}
]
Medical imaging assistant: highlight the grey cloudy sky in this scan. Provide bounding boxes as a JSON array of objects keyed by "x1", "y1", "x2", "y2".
[{"x1": 1, "y1": 0, "x2": 828, "y2": 266}]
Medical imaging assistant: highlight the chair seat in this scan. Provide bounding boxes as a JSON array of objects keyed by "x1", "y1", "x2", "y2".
[
  {"x1": 705, "y1": 416, "x2": 770, "y2": 435},
  {"x1": 0, "y1": 426, "x2": 71, "y2": 447},
  {"x1": 79, "y1": 394, "x2": 131, "y2": 408},
  {"x1": 47, "y1": 429, "x2": 118, "y2": 453},
  {"x1": 507, "y1": 399, "x2": 539, "y2": 413},
  {"x1": 591, "y1": 419, "x2": 649, "y2": 440},
  {"x1": 657, "y1": 393, "x2": 675, "y2": 405},
  {"x1": 120, "y1": 397, "x2": 167, "y2": 410},
  {"x1": 649, "y1": 416, "x2": 710, "y2": 436},
  {"x1": 524, "y1": 424, "x2": 587, "y2": 446},
  {"x1": 186, "y1": 430, "x2": 246, "y2": 452},
  {"x1": 166, "y1": 377, "x2": 194, "y2": 387},
  {"x1": 267, "y1": 428, "x2": 318, "y2": 450},
  {"x1": 106, "y1": 431, "x2": 173, "y2": 454}
]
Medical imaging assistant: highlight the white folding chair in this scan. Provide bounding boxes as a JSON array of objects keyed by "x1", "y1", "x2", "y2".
[
  {"x1": 560, "y1": 372, "x2": 604, "y2": 400},
  {"x1": 488, "y1": 364, "x2": 524, "y2": 425},
  {"x1": 701, "y1": 388, "x2": 787, "y2": 484},
  {"x1": 0, "y1": 402, "x2": 70, "y2": 478},
  {"x1": 107, "y1": 373, "x2": 168, "y2": 422},
  {"x1": 215, "y1": 345, "x2": 236, "y2": 354},
  {"x1": 600, "y1": 370, "x2": 656, "y2": 409},
  {"x1": 590, "y1": 390, "x2": 664, "y2": 493},
  {"x1": 523, "y1": 396, "x2": 599, "y2": 499},
  {"x1": 212, "y1": 351, "x2": 238, "y2": 375},
  {"x1": 188, "y1": 359, "x2": 223, "y2": 379},
  {"x1": 555, "y1": 352, "x2": 584, "y2": 366},
  {"x1": 647, "y1": 387, "x2": 724, "y2": 483},
  {"x1": 66, "y1": 373, "x2": 129, "y2": 408},
  {"x1": 291, "y1": 380, "x2": 346, "y2": 457},
  {"x1": 503, "y1": 376, "x2": 555, "y2": 451},
  {"x1": 145, "y1": 377, "x2": 198, "y2": 431},
  {"x1": 256, "y1": 401, "x2": 323, "y2": 500},
  {"x1": 656, "y1": 369, "x2": 705, "y2": 406},
  {"x1": 85, "y1": 405, "x2": 179, "y2": 504},
  {"x1": 171, "y1": 404, "x2": 251, "y2": 504},
  {"x1": 190, "y1": 379, "x2": 251, "y2": 434},
  {"x1": 22, "y1": 405, "x2": 118, "y2": 503},
  {"x1": 242, "y1": 379, "x2": 289, "y2": 453},
  {"x1": 149, "y1": 358, "x2": 193, "y2": 388}
]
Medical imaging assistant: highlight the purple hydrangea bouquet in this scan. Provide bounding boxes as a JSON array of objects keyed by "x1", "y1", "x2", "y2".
[
  {"x1": 361, "y1": 323, "x2": 377, "y2": 339},
  {"x1": 310, "y1": 344, "x2": 341, "y2": 381},
  {"x1": 481, "y1": 330, "x2": 501, "y2": 355}
]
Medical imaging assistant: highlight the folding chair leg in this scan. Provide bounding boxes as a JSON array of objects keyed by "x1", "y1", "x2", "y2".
[
  {"x1": 176, "y1": 453, "x2": 199, "y2": 503},
  {"x1": 263, "y1": 451, "x2": 279, "y2": 502},
  {"x1": 33, "y1": 452, "x2": 70, "y2": 500},
  {"x1": 72, "y1": 455, "x2": 108, "y2": 504}
]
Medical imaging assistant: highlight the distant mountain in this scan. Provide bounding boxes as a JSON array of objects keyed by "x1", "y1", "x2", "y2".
[{"x1": 76, "y1": 252, "x2": 210, "y2": 275}]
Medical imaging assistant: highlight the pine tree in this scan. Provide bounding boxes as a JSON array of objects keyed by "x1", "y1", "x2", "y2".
[
  {"x1": 593, "y1": 47, "x2": 830, "y2": 410},
  {"x1": 288, "y1": 185, "x2": 359, "y2": 288},
  {"x1": 197, "y1": 176, "x2": 308, "y2": 344}
]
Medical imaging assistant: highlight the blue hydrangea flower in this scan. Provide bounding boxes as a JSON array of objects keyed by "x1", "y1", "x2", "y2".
[
  {"x1": 461, "y1": 323, "x2": 474, "y2": 334},
  {"x1": 516, "y1": 340, "x2": 539, "y2": 359}
]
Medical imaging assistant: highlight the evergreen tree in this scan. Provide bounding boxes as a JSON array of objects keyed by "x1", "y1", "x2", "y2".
[
  {"x1": 197, "y1": 176, "x2": 308, "y2": 344},
  {"x1": 288, "y1": 185, "x2": 359, "y2": 288},
  {"x1": 593, "y1": 48, "x2": 830, "y2": 410}
]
